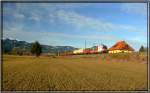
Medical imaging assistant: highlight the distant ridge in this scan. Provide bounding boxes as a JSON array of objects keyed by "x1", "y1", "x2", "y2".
[{"x1": 2, "y1": 38, "x2": 78, "y2": 54}]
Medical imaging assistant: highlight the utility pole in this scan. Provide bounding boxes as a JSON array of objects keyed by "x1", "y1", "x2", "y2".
[
  {"x1": 84, "y1": 40, "x2": 87, "y2": 55},
  {"x1": 85, "y1": 40, "x2": 86, "y2": 49}
]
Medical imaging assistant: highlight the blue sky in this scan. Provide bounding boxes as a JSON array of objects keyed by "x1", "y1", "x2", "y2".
[{"x1": 3, "y1": 3, "x2": 147, "y2": 51}]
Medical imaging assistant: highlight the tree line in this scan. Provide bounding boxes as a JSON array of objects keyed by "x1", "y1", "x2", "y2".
[{"x1": 10, "y1": 41, "x2": 42, "y2": 57}]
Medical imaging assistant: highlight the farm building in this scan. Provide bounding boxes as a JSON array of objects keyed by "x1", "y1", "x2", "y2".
[{"x1": 108, "y1": 41, "x2": 134, "y2": 53}]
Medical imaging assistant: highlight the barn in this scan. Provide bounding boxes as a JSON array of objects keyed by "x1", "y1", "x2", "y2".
[{"x1": 108, "y1": 41, "x2": 134, "y2": 53}]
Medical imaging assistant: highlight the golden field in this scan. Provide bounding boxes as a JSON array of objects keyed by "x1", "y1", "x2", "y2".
[{"x1": 2, "y1": 53, "x2": 148, "y2": 91}]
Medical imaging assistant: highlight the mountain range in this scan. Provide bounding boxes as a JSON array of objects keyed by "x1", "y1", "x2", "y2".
[{"x1": 2, "y1": 38, "x2": 78, "y2": 54}]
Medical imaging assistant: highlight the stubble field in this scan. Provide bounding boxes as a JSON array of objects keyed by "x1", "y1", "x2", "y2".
[{"x1": 2, "y1": 53, "x2": 148, "y2": 91}]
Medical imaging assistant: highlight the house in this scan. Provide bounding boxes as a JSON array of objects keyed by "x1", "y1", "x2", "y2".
[{"x1": 108, "y1": 41, "x2": 134, "y2": 53}]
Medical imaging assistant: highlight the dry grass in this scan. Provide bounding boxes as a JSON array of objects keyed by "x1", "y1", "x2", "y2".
[{"x1": 2, "y1": 53, "x2": 148, "y2": 91}]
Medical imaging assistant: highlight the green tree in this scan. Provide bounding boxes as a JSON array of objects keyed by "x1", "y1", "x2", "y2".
[
  {"x1": 139, "y1": 45, "x2": 145, "y2": 52},
  {"x1": 31, "y1": 41, "x2": 42, "y2": 57}
]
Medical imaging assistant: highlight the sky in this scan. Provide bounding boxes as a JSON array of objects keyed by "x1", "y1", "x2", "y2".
[{"x1": 3, "y1": 3, "x2": 147, "y2": 51}]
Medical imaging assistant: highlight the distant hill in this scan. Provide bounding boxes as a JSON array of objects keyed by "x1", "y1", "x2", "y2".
[{"x1": 2, "y1": 38, "x2": 78, "y2": 54}]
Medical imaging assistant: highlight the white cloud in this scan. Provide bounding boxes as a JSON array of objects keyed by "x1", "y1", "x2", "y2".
[
  {"x1": 3, "y1": 4, "x2": 147, "y2": 49},
  {"x1": 55, "y1": 10, "x2": 141, "y2": 32},
  {"x1": 40, "y1": 3, "x2": 91, "y2": 10},
  {"x1": 29, "y1": 12, "x2": 41, "y2": 22},
  {"x1": 15, "y1": 4, "x2": 42, "y2": 22},
  {"x1": 121, "y1": 3, "x2": 147, "y2": 16},
  {"x1": 3, "y1": 23, "x2": 146, "y2": 50},
  {"x1": 13, "y1": 12, "x2": 25, "y2": 19},
  {"x1": 3, "y1": 23, "x2": 121, "y2": 46}
]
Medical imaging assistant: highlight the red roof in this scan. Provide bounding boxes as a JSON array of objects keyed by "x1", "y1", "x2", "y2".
[{"x1": 109, "y1": 41, "x2": 134, "y2": 51}]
